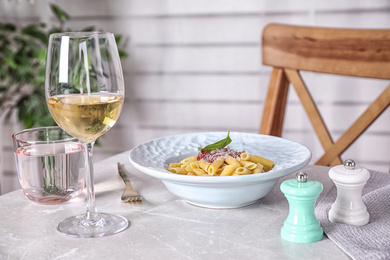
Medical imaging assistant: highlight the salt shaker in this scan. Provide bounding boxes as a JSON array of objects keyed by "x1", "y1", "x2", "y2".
[
  {"x1": 328, "y1": 159, "x2": 370, "y2": 226},
  {"x1": 280, "y1": 172, "x2": 323, "y2": 243}
]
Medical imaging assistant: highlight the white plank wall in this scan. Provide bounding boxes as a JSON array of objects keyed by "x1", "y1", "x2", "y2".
[{"x1": 0, "y1": 0, "x2": 389, "y2": 194}]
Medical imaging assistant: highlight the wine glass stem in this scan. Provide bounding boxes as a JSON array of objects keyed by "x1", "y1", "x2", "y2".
[{"x1": 82, "y1": 142, "x2": 99, "y2": 222}]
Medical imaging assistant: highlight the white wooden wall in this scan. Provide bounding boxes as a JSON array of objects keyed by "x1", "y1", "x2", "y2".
[{"x1": 1, "y1": 0, "x2": 389, "y2": 194}]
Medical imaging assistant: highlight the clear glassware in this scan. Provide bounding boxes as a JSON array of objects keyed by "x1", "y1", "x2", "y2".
[
  {"x1": 12, "y1": 126, "x2": 84, "y2": 204},
  {"x1": 45, "y1": 32, "x2": 128, "y2": 237}
]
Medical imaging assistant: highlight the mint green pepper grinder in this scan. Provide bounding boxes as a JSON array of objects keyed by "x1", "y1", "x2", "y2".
[{"x1": 280, "y1": 172, "x2": 323, "y2": 243}]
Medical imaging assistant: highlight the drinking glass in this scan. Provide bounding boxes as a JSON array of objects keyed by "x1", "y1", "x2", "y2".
[
  {"x1": 45, "y1": 32, "x2": 128, "y2": 237},
  {"x1": 12, "y1": 126, "x2": 84, "y2": 204}
]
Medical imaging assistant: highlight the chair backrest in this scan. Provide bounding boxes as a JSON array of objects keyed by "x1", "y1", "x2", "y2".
[{"x1": 259, "y1": 23, "x2": 390, "y2": 166}]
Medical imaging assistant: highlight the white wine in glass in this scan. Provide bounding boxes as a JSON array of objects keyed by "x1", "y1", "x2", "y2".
[
  {"x1": 45, "y1": 32, "x2": 128, "y2": 238},
  {"x1": 47, "y1": 94, "x2": 123, "y2": 141}
]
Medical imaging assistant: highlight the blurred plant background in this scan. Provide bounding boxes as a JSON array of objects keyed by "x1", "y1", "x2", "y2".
[{"x1": 0, "y1": 3, "x2": 127, "y2": 129}]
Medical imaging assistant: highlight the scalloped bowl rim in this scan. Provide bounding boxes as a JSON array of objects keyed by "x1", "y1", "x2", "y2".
[{"x1": 129, "y1": 132, "x2": 312, "y2": 185}]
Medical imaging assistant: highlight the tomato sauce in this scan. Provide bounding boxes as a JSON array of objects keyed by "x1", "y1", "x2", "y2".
[{"x1": 197, "y1": 148, "x2": 242, "y2": 163}]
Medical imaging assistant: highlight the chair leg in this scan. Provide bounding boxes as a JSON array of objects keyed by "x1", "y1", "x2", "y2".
[
  {"x1": 260, "y1": 68, "x2": 289, "y2": 137},
  {"x1": 284, "y1": 69, "x2": 342, "y2": 166}
]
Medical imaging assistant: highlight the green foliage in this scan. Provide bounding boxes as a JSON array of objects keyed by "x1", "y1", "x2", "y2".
[
  {"x1": 0, "y1": 3, "x2": 127, "y2": 128},
  {"x1": 198, "y1": 132, "x2": 232, "y2": 151}
]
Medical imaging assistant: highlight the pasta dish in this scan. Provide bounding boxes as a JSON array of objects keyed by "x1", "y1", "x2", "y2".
[{"x1": 168, "y1": 147, "x2": 274, "y2": 176}]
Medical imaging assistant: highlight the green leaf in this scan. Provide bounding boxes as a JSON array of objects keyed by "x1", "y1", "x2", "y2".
[
  {"x1": 115, "y1": 35, "x2": 122, "y2": 44},
  {"x1": 81, "y1": 26, "x2": 95, "y2": 32},
  {"x1": 48, "y1": 27, "x2": 63, "y2": 35},
  {"x1": 37, "y1": 49, "x2": 47, "y2": 62},
  {"x1": 118, "y1": 49, "x2": 128, "y2": 58},
  {"x1": 13, "y1": 35, "x2": 31, "y2": 48},
  {"x1": 21, "y1": 24, "x2": 48, "y2": 45},
  {"x1": 17, "y1": 100, "x2": 30, "y2": 127},
  {"x1": 32, "y1": 108, "x2": 56, "y2": 127},
  {"x1": 4, "y1": 56, "x2": 17, "y2": 69},
  {"x1": 50, "y1": 3, "x2": 70, "y2": 23},
  {"x1": 198, "y1": 132, "x2": 232, "y2": 151},
  {"x1": 0, "y1": 23, "x2": 16, "y2": 32}
]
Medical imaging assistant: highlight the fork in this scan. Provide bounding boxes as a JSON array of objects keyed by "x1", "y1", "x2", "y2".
[{"x1": 117, "y1": 162, "x2": 142, "y2": 202}]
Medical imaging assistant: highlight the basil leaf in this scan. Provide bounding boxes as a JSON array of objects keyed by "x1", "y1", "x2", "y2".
[{"x1": 198, "y1": 132, "x2": 232, "y2": 151}]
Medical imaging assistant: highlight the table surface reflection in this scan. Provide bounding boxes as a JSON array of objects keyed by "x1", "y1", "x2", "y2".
[{"x1": 0, "y1": 151, "x2": 349, "y2": 259}]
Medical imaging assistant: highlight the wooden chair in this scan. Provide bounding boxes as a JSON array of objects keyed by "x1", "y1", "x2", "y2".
[{"x1": 259, "y1": 23, "x2": 390, "y2": 166}]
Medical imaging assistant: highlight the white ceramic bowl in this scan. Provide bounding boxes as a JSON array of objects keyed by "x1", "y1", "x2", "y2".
[{"x1": 129, "y1": 132, "x2": 311, "y2": 208}]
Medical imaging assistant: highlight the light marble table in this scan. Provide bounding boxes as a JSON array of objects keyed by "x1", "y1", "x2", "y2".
[{"x1": 0, "y1": 151, "x2": 349, "y2": 260}]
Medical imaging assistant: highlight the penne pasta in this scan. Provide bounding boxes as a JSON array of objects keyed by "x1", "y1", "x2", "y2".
[
  {"x1": 193, "y1": 168, "x2": 207, "y2": 176},
  {"x1": 240, "y1": 152, "x2": 251, "y2": 161},
  {"x1": 185, "y1": 165, "x2": 196, "y2": 174},
  {"x1": 220, "y1": 165, "x2": 237, "y2": 176},
  {"x1": 168, "y1": 147, "x2": 274, "y2": 176},
  {"x1": 169, "y1": 167, "x2": 188, "y2": 175},
  {"x1": 208, "y1": 158, "x2": 225, "y2": 176},
  {"x1": 189, "y1": 161, "x2": 200, "y2": 170},
  {"x1": 180, "y1": 155, "x2": 197, "y2": 167},
  {"x1": 240, "y1": 161, "x2": 257, "y2": 170},
  {"x1": 198, "y1": 160, "x2": 211, "y2": 172},
  {"x1": 234, "y1": 167, "x2": 252, "y2": 175},
  {"x1": 216, "y1": 168, "x2": 223, "y2": 176},
  {"x1": 250, "y1": 155, "x2": 274, "y2": 169},
  {"x1": 253, "y1": 163, "x2": 264, "y2": 174},
  {"x1": 225, "y1": 156, "x2": 241, "y2": 167},
  {"x1": 169, "y1": 163, "x2": 182, "y2": 168}
]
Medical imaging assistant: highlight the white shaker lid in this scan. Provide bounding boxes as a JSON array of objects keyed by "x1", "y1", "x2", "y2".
[{"x1": 329, "y1": 159, "x2": 370, "y2": 183}]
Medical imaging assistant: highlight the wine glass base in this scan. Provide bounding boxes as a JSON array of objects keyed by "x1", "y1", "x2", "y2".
[{"x1": 57, "y1": 213, "x2": 129, "y2": 238}]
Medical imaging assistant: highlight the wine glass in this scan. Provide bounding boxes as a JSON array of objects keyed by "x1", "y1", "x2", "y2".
[{"x1": 45, "y1": 32, "x2": 128, "y2": 237}]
